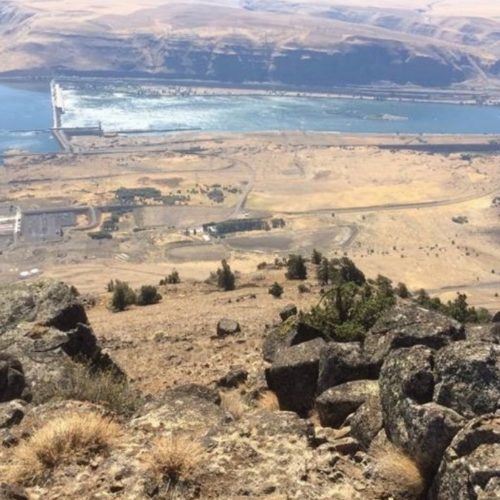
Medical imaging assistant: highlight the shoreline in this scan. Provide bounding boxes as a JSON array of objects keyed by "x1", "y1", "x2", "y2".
[{"x1": 1, "y1": 74, "x2": 500, "y2": 107}]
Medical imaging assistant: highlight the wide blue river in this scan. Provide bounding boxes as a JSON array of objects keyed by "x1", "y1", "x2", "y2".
[{"x1": 2, "y1": 81, "x2": 500, "y2": 156}]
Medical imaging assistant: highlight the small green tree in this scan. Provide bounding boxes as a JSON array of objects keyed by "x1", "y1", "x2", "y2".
[
  {"x1": 111, "y1": 281, "x2": 136, "y2": 312},
  {"x1": 107, "y1": 280, "x2": 115, "y2": 293},
  {"x1": 217, "y1": 260, "x2": 236, "y2": 291},
  {"x1": 269, "y1": 282, "x2": 284, "y2": 298},
  {"x1": 317, "y1": 258, "x2": 330, "y2": 285},
  {"x1": 165, "y1": 270, "x2": 180, "y2": 284},
  {"x1": 137, "y1": 285, "x2": 162, "y2": 306},
  {"x1": 311, "y1": 249, "x2": 323, "y2": 265},
  {"x1": 286, "y1": 254, "x2": 307, "y2": 280}
]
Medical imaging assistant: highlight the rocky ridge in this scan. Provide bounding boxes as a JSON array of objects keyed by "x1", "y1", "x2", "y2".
[{"x1": 0, "y1": 279, "x2": 498, "y2": 498}]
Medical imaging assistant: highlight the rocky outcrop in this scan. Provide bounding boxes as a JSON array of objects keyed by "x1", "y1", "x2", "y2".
[
  {"x1": 379, "y1": 346, "x2": 465, "y2": 475},
  {"x1": 316, "y1": 380, "x2": 379, "y2": 428},
  {"x1": 430, "y1": 414, "x2": 500, "y2": 499},
  {"x1": 279, "y1": 304, "x2": 297, "y2": 322},
  {"x1": 263, "y1": 318, "x2": 325, "y2": 362},
  {"x1": 318, "y1": 342, "x2": 376, "y2": 393},
  {"x1": 265, "y1": 337, "x2": 325, "y2": 415},
  {"x1": 348, "y1": 395, "x2": 383, "y2": 450},
  {"x1": 0, "y1": 355, "x2": 26, "y2": 403},
  {"x1": 0, "y1": 281, "x2": 122, "y2": 405},
  {"x1": 363, "y1": 302, "x2": 464, "y2": 369},
  {"x1": 434, "y1": 341, "x2": 499, "y2": 418}
]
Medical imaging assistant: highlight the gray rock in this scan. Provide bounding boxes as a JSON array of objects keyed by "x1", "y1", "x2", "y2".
[
  {"x1": 434, "y1": 341, "x2": 499, "y2": 418},
  {"x1": 279, "y1": 304, "x2": 298, "y2": 322},
  {"x1": 0, "y1": 483, "x2": 28, "y2": 500},
  {"x1": 316, "y1": 380, "x2": 379, "y2": 428},
  {"x1": 217, "y1": 318, "x2": 241, "y2": 338},
  {"x1": 379, "y1": 346, "x2": 465, "y2": 475},
  {"x1": 265, "y1": 337, "x2": 325, "y2": 415},
  {"x1": 430, "y1": 414, "x2": 500, "y2": 500},
  {"x1": 0, "y1": 280, "x2": 88, "y2": 335},
  {"x1": 317, "y1": 342, "x2": 376, "y2": 393},
  {"x1": 364, "y1": 302, "x2": 464, "y2": 368},
  {"x1": 0, "y1": 354, "x2": 26, "y2": 403},
  {"x1": 0, "y1": 400, "x2": 25, "y2": 429},
  {"x1": 349, "y1": 395, "x2": 383, "y2": 450},
  {"x1": 492, "y1": 311, "x2": 500, "y2": 323},
  {"x1": 0, "y1": 281, "x2": 123, "y2": 405},
  {"x1": 263, "y1": 318, "x2": 325, "y2": 362},
  {"x1": 466, "y1": 324, "x2": 499, "y2": 344}
]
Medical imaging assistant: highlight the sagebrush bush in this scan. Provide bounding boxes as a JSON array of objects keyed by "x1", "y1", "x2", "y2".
[{"x1": 5, "y1": 412, "x2": 120, "y2": 485}]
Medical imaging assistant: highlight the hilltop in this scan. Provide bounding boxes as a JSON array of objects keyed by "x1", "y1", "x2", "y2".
[{"x1": 2, "y1": 0, "x2": 500, "y2": 89}]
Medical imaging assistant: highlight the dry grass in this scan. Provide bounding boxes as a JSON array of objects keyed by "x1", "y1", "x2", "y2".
[
  {"x1": 256, "y1": 390, "x2": 280, "y2": 411},
  {"x1": 372, "y1": 443, "x2": 425, "y2": 498},
  {"x1": 147, "y1": 434, "x2": 204, "y2": 484},
  {"x1": 5, "y1": 412, "x2": 120, "y2": 485},
  {"x1": 221, "y1": 391, "x2": 247, "y2": 419},
  {"x1": 36, "y1": 361, "x2": 140, "y2": 416}
]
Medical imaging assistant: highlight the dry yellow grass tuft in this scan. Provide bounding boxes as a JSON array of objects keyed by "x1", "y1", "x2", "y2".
[
  {"x1": 221, "y1": 391, "x2": 247, "y2": 419},
  {"x1": 147, "y1": 434, "x2": 204, "y2": 484},
  {"x1": 36, "y1": 361, "x2": 140, "y2": 416},
  {"x1": 5, "y1": 412, "x2": 121, "y2": 485},
  {"x1": 372, "y1": 443, "x2": 425, "y2": 498},
  {"x1": 256, "y1": 390, "x2": 280, "y2": 411}
]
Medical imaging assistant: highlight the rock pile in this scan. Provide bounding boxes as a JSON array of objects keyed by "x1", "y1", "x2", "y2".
[{"x1": 263, "y1": 300, "x2": 500, "y2": 496}]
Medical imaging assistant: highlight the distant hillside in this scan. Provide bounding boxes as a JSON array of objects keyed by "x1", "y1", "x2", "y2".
[{"x1": 2, "y1": 0, "x2": 500, "y2": 89}]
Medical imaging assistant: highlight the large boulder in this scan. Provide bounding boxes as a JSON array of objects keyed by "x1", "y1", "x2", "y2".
[
  {"x1": 265, "y1": 337, "x2": 325, "y2": 415},
  {"x1": 364, "y1": 302, "x2": 464, "y2": 368},
  {"x1": 348, "y1": 395, "x2": 383, "y2": 450},
  {"x1": 379, "y1": 346, "x2": 465, "y2": 475},
  {"x1": 279, "y1": 304, "x2": 297, "y2": 322},
  {"x1": 317, "y1": 342, "x2": 376, "y2": 393},
  {"x1": 430, "y1": 414, "x2": 500, "y2": 499},
  {"x1": 263, "y1": 318, "x2": 325, "y2": 362},
  {"x1": 0, "y1": 280, "x2": 122, "y2": 404},
  {"x1": 0, "y1": 354, "x2": 26, "y2": 403},
  {"x1": 316, "y1": 380, "x2": 379, "y2": 428},
  {"x1": 434, "y1": 341, "x2": 499, "y2": 419},
  {"x1": 0, "y1": 280, "x2": 88, "y2": 335}
]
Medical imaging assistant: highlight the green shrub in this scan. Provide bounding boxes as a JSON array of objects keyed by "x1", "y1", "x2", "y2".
[
  {"x1": 137, "y1": 285, "x2": 162, "y2": 306},
  {"x1": 286, "y1": 254, "x2": 307, "y2": 280},
  {"x1": 311, "y1": 249, "x2": 323, "y2": 265},
  {"x1": 269, "y1": 282, "x2": 284, "y2": 298},
  {"x1": 217, "y1": 260, "x2": 236, "y2": 291},
  {"x1": 111, "y1": 281, "x2": 136, "y2": 312}
]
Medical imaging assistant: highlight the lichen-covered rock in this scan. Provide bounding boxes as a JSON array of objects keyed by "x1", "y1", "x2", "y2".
[
  {"x1": 0, "y1": 400, "x2": 25, "y2": 429},
  {"x1": 0, "y1": 280, "x2": 122, "y2": 405},
  {"x1": 202, "y1": 410, "x2": 318, "y2": 498},
  {"x1": 263, "y1": 318, "x2": 325, "y2": 362},
  {"x1": 364, "y1": 302, "x2": 464, "y2": 368},
  {"x1": 349, "y1": 395, "x2": 383, "y2": 450},
  {"x1": 379, "y1": 346, "x2": 465, "y2": 475},
  {"x1": 434, "y1": 341, "x2": 499, "y2": 418},
  {"x1": 430, "y1": 414, "x2": 500, "y2": 500},
  {"x1": 318, "y1": 342, "x2": 376, "y2": 393},
  {"x1": 0, "y1": 355, "x2": 26, "y2": 403},
  {"x1": 316, "y1": 380, "x2": 379, "y2": 428},
  {"x1": 132, "y1": 384, "x2": 225, "y2": 435},
  {"x1": 265, "y1": 337, "x2": 325, "y2": 415},
  {"x1": 0, "y1": 280, "x2": 88, "y2": 335},
  {"x1": 216, "y1": 318, "x2": 241, "y2": 338},
  {"x1": 466, "y1": 324, "x2": 499, "y2": 344},
  {"x1": 279, "y1": 303, "x2": 298, "y2": 322}
]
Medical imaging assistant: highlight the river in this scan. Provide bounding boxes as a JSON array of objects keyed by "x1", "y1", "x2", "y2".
[{"x1": 2, "y1": 81, "x2": 500, "y2": 157}]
